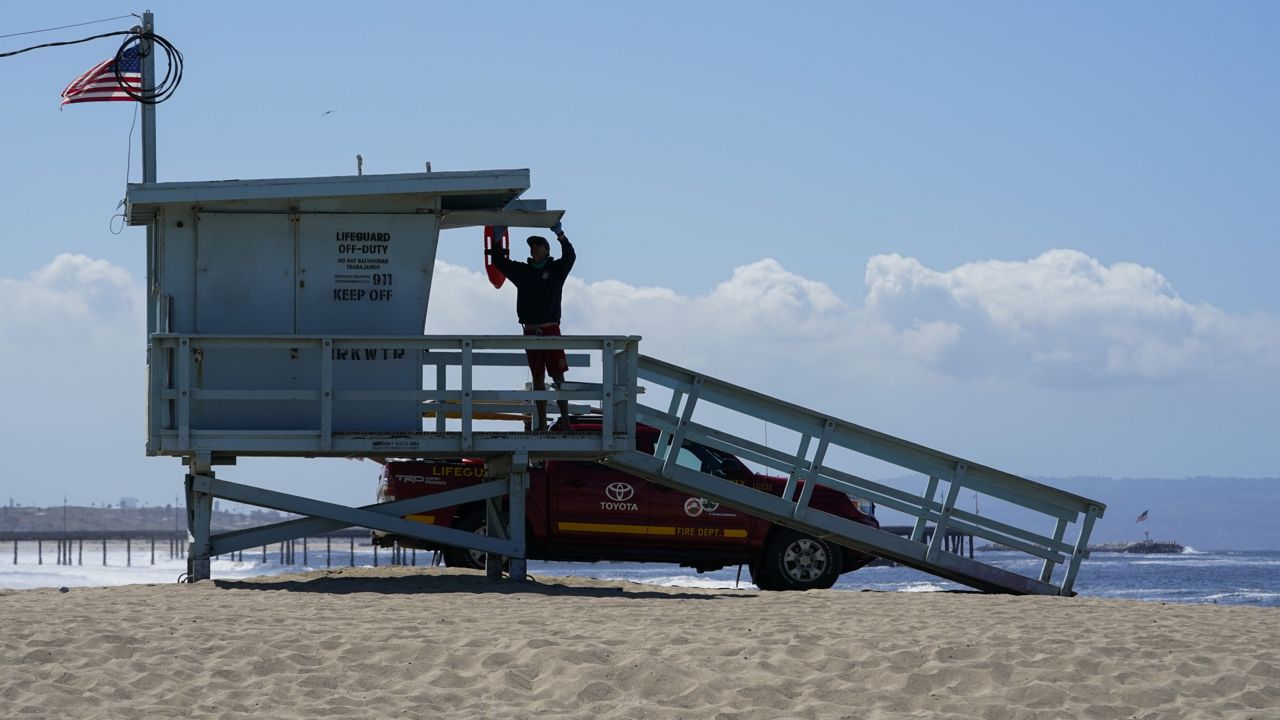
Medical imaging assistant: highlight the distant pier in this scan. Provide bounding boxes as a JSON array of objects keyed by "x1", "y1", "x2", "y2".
[{"x1": 0, "y1": 529, "x2": 413, "y2": 571}]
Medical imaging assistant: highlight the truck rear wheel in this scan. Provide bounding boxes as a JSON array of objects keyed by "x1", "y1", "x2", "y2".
[
  {"x1": 441, "y1": 509, "x2": 487, "y2": 570},
  {"x1": 755, "y1": 528, "x2": 842, "y2": 591}
]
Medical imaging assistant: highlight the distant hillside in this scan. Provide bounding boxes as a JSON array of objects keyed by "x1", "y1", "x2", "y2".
[{"x1": 0, "y1": 505, "x2": 293, "y2": 533}]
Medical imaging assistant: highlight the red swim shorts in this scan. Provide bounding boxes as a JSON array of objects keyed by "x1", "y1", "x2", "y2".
[{"x1": 523, "y1": 323, "x2": 568, "y2": 380}]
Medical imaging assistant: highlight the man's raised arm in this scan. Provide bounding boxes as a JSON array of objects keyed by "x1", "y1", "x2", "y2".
[{"x1": 553, "y1": 221, "x2": 575, "y2": 273}]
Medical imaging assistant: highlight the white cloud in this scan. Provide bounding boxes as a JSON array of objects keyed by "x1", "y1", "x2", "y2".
[
  {"x1": 864, "y1": 249, "x2": 1280, "y2": 386},
  {"x1": 0, "y1": 255, "x2": 154, "y2": 506},
  {"x1": 7, "y1": 249, "x2": 1277, "y2": 409},
  {"x1": 427, "y1": 257, "x2": 902, "y2": 392},
  {"x1": 425, "y1": 250, "x2": 1280, "y2": 390},
  {"x1": 0, "y1": 254, "x2": 145, "y2": 411},
  {"x1": 0, "y1": 253, "x2": 144, "y2": 353}
]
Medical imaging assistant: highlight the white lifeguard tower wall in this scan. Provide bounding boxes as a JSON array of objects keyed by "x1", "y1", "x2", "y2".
[{"x1": 128, "y1": 170, "x2": 560, "y2": 434}]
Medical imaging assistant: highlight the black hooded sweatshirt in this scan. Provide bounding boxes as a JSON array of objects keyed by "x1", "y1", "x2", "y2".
[{"x1": 491, "y1": 235, "x2": 576, "y2": 325}]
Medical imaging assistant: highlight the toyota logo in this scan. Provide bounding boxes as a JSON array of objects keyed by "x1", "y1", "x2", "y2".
[{"x1": 606, "y1": 482, "x2": 635, "y2": 502}]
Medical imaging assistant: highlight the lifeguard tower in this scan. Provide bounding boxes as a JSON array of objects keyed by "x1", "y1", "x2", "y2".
[{"x1": 126, "y1": 167, "x2": 1105, "y2": 595}]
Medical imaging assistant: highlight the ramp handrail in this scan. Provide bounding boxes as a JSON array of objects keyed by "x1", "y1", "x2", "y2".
[{"x1": 633, "y1": 355, "x2": 1105, "y2": 595}]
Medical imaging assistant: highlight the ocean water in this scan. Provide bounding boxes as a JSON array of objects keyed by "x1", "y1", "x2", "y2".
[
  {"x1": 528, "y1": 549, "x2": 1280, "y2": 607},
  {"x1": 2, "y1": 544, "x2": 1276, "y2": 607}
]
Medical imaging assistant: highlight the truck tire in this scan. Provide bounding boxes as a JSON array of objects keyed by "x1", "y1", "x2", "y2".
[
  {"x1": 441, "y1": 509, "x2": 487, "y2": 570},
  {"x1": 756, "y1": 528, "x2": 842, "y2": 591}
]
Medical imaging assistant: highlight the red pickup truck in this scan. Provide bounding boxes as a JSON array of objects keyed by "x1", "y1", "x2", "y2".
[{"x1": 373, "y1": 417, "x2": 879, "y2": 590}]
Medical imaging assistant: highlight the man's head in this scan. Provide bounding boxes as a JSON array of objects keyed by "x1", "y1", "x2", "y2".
[{"x1": 527, "y1": 235, "x2": 550, "y2": 263}]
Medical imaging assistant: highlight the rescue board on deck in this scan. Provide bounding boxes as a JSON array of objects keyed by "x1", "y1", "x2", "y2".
[{"x1": 484, "y1": 225, "x2": 509, "y2": 289}]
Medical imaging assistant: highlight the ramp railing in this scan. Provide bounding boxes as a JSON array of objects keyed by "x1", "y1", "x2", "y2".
[{"x1": 612, "y1": 355, "x2": 1104, "y2": 595}]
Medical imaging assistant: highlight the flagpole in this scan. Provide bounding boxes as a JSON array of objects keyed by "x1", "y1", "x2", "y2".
[
  {"x1": 141, "y1": 11, "x2": 156, "y2": 184},
  {"x1": 140, "y1": 11, "x2": 158, "y2": 334}
]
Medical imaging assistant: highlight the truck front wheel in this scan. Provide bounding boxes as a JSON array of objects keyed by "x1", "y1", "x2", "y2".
[{"x1": 754, "y1": 528, "x2": 842, "y2": 591}]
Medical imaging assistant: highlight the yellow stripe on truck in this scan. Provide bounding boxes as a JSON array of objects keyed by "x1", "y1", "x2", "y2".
[
  {"x1": 406, "y1": 514, "x2": 436, "y2": 524},
  {"x1": 558, "y1": 522, "x2": 655, "y2": 536},
  {"x1": 557, "y1": 522, "x2": 747, "y2": 539}
]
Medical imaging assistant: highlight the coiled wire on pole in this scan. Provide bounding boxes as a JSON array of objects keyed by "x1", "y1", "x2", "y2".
[{"x1": 117, "y1": 29, "x2": 183, "y2": 105}]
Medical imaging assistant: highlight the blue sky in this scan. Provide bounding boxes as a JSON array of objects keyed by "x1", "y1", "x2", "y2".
[{"x1": 1, "y1": 2, "x2": 1278, "y2": 509}]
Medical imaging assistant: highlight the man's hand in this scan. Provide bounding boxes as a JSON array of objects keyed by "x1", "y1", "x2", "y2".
[{"x1": 551, "y1": 221, "x2": 565, "y2": 237}]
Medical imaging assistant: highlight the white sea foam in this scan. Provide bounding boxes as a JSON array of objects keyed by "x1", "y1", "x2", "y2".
[
  {"x1": 0, "y1": 551, "x2": 324, "y2": 590},
  {"x1": 1090, "y1": 587, "x2": 1170, "y2": 596},
  {"x1": 1200, "y1": 590, "x2": 1280, "y2": 603},
  {"x1": 626, "y1": 575, "x2": 754, "y2": 591},
  {"x1": 896, "y1": 582, "x2": 950, "y2": 593}
]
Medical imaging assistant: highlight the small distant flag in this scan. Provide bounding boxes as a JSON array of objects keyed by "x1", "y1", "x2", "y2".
[
  {"x1": 61, "y1": 45, "x2": 141, "y2": 105},
  {"x1": 1136, "y1": 509, "x2": 1149, "y2": 523}
]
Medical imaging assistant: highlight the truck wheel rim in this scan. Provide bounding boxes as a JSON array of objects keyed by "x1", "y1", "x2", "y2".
[{"x1": 782, "y1": 538, "x2": 828, "y2": 582}]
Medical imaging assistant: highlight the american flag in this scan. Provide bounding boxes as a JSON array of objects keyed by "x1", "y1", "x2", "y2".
[
  {"x1": 1136, "y1": 509, "x2": 1149, "y2": 523},
  {"x1": 60, "y1": 45, "x2": 141, "y2": 105}
]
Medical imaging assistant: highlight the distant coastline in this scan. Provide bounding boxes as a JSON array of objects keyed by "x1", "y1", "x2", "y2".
[
  {"x1": 977, "y1": 540, "x2": 1187, "y2": 554},
  {"x1": 1088, "y1": 540, "x2": 1186, "y2": 554}
]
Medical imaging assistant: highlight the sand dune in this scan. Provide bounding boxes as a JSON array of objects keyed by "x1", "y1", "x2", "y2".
[{"x1": 1, "y1": 567, "x2": 1277, "y2": 719}]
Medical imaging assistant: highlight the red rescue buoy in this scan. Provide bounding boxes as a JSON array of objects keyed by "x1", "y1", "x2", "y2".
[{"x1": 484, "y1": 225, "x2": 509, "y2": 289}]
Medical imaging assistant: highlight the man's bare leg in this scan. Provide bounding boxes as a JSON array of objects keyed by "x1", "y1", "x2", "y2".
[
  {"x1": 548, "y1": 369, "x2": 571, "y2": 425},
  {"x1": 531, "y1": 375, "x2": 548, "y2": 431}
]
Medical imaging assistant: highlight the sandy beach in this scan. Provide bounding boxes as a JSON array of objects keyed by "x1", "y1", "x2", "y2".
[{"x1": 1, "y1": 567, "x2": 1276, "y2": 719}]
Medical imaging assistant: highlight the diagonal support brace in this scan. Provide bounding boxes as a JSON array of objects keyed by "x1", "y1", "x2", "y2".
[
  {"x1": 208, "y1": 480, "x2": 510, "y2": 556},
  {"x1": 192, "y1": 475, "x2": 518, "y2": 558}
]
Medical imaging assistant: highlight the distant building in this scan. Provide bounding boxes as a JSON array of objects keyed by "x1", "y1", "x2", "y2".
[{"x1": 119, "y1": 497, "x2": 140, "y2": 509}]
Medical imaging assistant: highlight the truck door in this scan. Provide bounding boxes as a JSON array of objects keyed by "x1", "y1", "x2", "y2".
[
  {"x1": 648, "y1": 442, "x2": 753, "y2": 551},
  {"x1": 548, "y1": 459, "x2": 651, "y2": 547}
]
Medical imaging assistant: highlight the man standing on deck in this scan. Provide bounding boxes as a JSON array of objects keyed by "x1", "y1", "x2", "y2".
[{"x1": 488, "y1": 221, "x2": 576, "y2": 431}]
